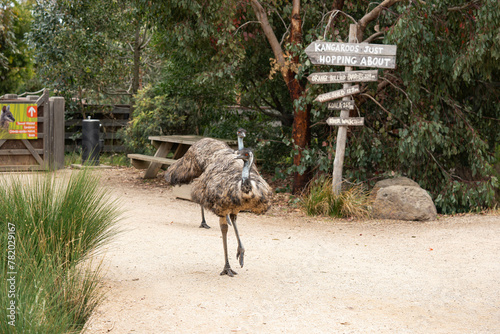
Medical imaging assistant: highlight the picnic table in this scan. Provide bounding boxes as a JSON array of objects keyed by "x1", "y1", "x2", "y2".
[{"x1": 127, "y1": 135, "x2": 238, "y2": 179}]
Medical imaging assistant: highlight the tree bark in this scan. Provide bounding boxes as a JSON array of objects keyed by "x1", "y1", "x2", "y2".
[
  {"x1": 251, "y1": 0, "x2": 310, "y2": 193},
  {"x1": 132, "y1": 24, "x2": 141, "y2": 97},
  {"x1": 357, "y1": 0, "x2": 402, "y2": 41}
]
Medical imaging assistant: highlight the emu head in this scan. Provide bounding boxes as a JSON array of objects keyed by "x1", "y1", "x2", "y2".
[
  {"x1": 236, "y1": 148, "x2": 253, "y2": 162},
  {"x1": 237, "y1": 128, "x2": 247, "y2": 139}
]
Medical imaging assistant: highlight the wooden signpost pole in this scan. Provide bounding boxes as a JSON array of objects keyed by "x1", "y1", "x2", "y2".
[
  {"x1": 332, "y1": 24, "x2": 357, "y2": 195},
  {"x1": 305, "y1": 22, "x2": 396, "y2": 195}
]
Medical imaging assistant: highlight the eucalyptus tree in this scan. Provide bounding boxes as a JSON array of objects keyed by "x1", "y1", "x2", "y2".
[
  {"x1": 29, "y1": 0, "x2": 158, "y2": 109},
  {"x1": 137, "y1": 0, "x2": 499, "y2": 211},
  {"x1": 0, "y1": 0, "x2": 34, "y2": 94}
]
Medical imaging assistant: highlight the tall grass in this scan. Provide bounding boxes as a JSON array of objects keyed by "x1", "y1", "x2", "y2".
[
  {"x1": 301, "y1": 176, "x2": 372, "y2": 219},
  {"x1": 0, "y1": 169, "x2": 121, "y2": 333}
]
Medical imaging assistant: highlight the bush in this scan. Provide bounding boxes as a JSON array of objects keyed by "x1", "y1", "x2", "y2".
[
  {"x1": 0, "y1": 170, "x2": 121, "y2": 333},
  {"x1": 120, "y1": 85, "x2": 188, "y2": 154},
  {"x1": 301, "y1": 176, "x2": 372, "y2": 219}
]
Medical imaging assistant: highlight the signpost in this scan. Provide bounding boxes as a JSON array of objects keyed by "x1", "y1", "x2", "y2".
[
  {"x1": 307, "y1": 70, "x2": 378, "y2": 84},
  {"x1": 327, "y1": 100, "x2": 355, "y2": 110},
  {"x1": 314, "y1": 85, "x2": 360, "y2": 103},
  {"x1": 327, "y1": 117, "x2": 364, "y2": 126},
  {"x1": 305, "y1": 41, "x2": 397, "y2": 69},
  {"x1": 305, "y1": 24, "x2": 397, "y2": 194}
]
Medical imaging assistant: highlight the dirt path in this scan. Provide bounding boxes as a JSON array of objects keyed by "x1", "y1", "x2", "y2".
[{"x1": 83, "y1": 167, "x2": 500, "y2": 333}]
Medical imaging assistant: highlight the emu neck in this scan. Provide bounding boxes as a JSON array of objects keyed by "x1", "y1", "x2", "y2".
[
  {"x1": 238, "y1": 137, "x2": 244, "y2": 150},
  {"x1": 241, "y1": 155, "x2": 253, "y2": 182}
]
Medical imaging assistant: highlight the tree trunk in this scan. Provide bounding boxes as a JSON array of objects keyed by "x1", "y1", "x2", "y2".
[
  {"x1": 132, "y1": 24, "x2": 141, "y2": 97},
  {"x1": 251, "y1": 0, "x2": 311, "y2": 194},
  {"x1": 289, "y1": 0, "x2": 311, "y2": 193}
]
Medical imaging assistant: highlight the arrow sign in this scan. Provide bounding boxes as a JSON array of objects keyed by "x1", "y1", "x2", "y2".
[
  {"x1": 327, "y1": 117, "x2": 364, "y2": 126},
  {"x1": 314, "y1": 85, "x2": 360, "y2": 103},
  {"x1": 308, "y1": 70, "x2": 378, "y2": 84},
  {"x1": 27, "y1": 106, "x2": 37, "y2": 118},
  {"x1": 327, "y1": 100, "x2": 355, "y2": 110},
  {"x1": 305, "y1": 41, "x2": 397, "y2": 69}
]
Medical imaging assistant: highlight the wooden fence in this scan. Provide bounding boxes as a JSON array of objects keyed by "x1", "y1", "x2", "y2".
[
  {"x1": 0, "y1": 90, "x2": 65, "y2": 171},
  {"x1": 65, "y1": 104, "x2": 130, "y2": 153}
]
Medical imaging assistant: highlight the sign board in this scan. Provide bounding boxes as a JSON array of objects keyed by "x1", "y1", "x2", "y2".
[
  {"x1": 314, "y1": 85, "x2": 360, "y2": 103},
  {"x1": 305, "y1": 41, "x2": 397, "y2": 69},
  {"x1": 327, "y1": 117, "x2": 364, "y2": 126},
  {"x1": 327, "y1": 100, "x2": 355, "y2": 110},
  {"x1": 308, "y1": 70, "x2": 378, "y2": 84},
  {"x1": 0, "y1": 103, "x2": 38, "y2": 139}
]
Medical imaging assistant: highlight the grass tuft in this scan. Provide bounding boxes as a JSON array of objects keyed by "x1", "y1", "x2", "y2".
[
  {"x1": 0, "y1": 169, "x2": 121, "y2": 333},
  {"x1": 301, "y1": 176, "x2": 372, "y2": 219}
]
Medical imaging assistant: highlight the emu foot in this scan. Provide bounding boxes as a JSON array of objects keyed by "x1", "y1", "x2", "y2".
[
  {"x1": 199, "y1": 221, "x2": 211, "y2": 229},
  {"x1": 236, "y1": 246, "x2": 245, "y2": 268},
  {"x1": 220, "y1": 265, "x2": 238, "y2": 277}
]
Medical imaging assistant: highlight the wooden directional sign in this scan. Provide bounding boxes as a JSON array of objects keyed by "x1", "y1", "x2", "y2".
[
  {"x1": 305, "y1": 41, "x2": 397, "y2": 69},
  {"x1": 308, "y1": 70, "x2": 378, "y2": 84},
  {"x1": 314, "y1": 85, "x2": 360, "y2": 103},
  {"x1": 327, "y1": 117, "x2": 364, "y2": 126},
  {"x1": 327, "y1": 100, "x2": 355, "y2": 110}
]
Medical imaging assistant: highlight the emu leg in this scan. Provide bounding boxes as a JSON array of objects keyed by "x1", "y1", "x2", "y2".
[
  {"x1": 219, "y1": 216, "x2": 237, "y2": 276},
  {"x1": 229, "y1": 214, "x2": 245, "y2": 268},
  {"x1": 199, "y1": 206, "x2": 210, "y2": 229}
]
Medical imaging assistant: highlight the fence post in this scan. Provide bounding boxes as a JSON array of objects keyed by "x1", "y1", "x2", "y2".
[{"x1": 50, "y1": 97, "x2": 65, "y2": 170}]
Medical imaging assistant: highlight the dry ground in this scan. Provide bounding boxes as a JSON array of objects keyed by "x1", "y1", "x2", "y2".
[{"x1": 82, "y1": 167, "x2": 500, "y2": 334}]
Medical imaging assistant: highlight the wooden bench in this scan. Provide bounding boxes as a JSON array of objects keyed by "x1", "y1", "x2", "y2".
[{"x1": 127, "y1": 153, "x2": 176, "y2": 170}]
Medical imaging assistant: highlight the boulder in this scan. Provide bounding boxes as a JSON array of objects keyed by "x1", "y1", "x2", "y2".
[
  {"x1": 369, "y1": 176, "x2": 420, "y2": 203},
  {"x1": 371, "y1": 178, "x2": 437, "y2": 221},
  {"x1": 372, "y1": 176, "x2": 420, "y2": 193}
]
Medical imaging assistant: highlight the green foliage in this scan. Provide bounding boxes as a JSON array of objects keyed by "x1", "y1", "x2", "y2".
[
  {"x1": 30, "y1": 0, "x2": 122, "y2": 95},
  {"x1": 0, "y1": 170, "x2": 121, "y2": 333},
  {"x1": 29, "y1": 0, "x2": 158, "y2": 106},
  {"x1": 282, "y1": 0, "x2": 499, "y2": 214},
  {"x1": 0, "y1": 0, "x2": 35, "y2": 94},
  {"x1": 120, "y1": 84, "x2": 188, "y2": 154},
  {"x1": 378, "y1": 0, "x2": 499, "y2": 213},
  {"x1": 301, "y1": 176, "x2": 371, "y2": 219},
  {"x1": 20, "y1": 0, "x2": 499, "y2": 213}
]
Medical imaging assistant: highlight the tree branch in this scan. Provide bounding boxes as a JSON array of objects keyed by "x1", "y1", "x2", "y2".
[
  {"x1": 363, "y1": 31, "x2": 384, "y2": 43},
  {"x1": 358, "y1": 0, "x2": 402, "y2": 40},
  {"x1": 448, "y1": 0, "x2": 482, "y2": 12},
  {"x1": 250, "y1": 0, "x2": 288, "y2": 80}
]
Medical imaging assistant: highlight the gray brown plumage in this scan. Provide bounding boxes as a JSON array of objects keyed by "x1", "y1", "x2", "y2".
[
  {"x1": 165, "y1": 129, "x2": 248, "y2": 186},
  {"x1": 191, "y1": 149, "x2": 271, "y2": 217},
  {"x1": 164, "y1": 129, "x2": 249, "y2": 229},
  {"x1": 164, "y1": 138, "x2": 232, "y2": 186},
  {"x1": 191, "y1": 148, "x2": 272, "y2": 276},
  {"x1": 164, "y1": 138, "x2": 235, "y2": 229}
]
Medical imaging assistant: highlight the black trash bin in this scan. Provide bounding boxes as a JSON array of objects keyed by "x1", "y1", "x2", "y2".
[{"x1": 82, "y1": 117, "x2": 102, "y2": 166}]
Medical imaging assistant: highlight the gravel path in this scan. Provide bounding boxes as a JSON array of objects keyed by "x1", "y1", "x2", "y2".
[{"x1": 83, "y1": 168, "x2": 500, "y2": 333}]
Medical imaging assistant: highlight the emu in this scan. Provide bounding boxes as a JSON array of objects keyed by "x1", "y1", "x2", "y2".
[
  {"x1": 164, "y1": 128, "x2": 247, "y2": 228},
  {"x1": 191, "y1": 148, "x2": 272, "y2": 276},
  {"x1": 0, "y1": 105, "x2": 15, "y2": 129}
]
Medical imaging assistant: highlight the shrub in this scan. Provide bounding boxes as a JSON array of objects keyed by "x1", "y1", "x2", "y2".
[
  {"x1": 301, "y1": 176, "x2": 371, "y2": 219},
  {"x1": 120, "y1": 85, "x2": 188, "y2": 154},
  {"x1": 0, "y1": 170, "x2": 121, "y2": 333}
]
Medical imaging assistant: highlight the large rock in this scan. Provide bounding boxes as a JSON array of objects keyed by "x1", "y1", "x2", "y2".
[
  {"x1": 372, "y1": 176, "x2": 420, "y2": 193},
  {"x1": 371, "y1": 178, "x2": 437, "y2": 221}
]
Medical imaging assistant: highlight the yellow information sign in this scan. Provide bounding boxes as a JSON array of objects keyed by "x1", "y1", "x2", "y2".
[{"x1": 0, "y1": 103, "x2": 38, "y2": 139}]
